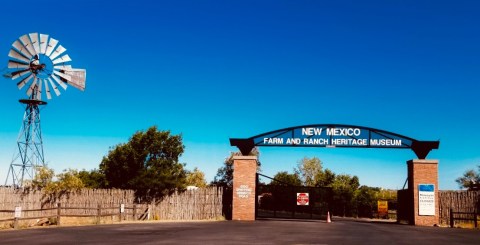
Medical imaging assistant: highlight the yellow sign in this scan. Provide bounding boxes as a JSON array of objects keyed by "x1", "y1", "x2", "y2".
[{"x1": 377, "y1": 200, "x2": 388, "y2": 217}]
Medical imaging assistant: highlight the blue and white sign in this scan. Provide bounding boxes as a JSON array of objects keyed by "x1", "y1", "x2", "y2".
[{"x1": 418, "y1": 184, "x2": 435, "y2": 216}]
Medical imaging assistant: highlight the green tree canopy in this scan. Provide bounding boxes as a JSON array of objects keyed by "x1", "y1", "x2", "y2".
[
  {"x1": 211, "y1": 152, "x2": 237, "y2": 187},
  {"x1": 211, "y1": 148, "x2": 259, "y2": 188},
  {"x1": 295, "y1": 157, "x2": 323, "y2": 186},
  {"x1": 77, "y1": 169, "x2": 106, "y2": 189},
  {"x1": 27, "y1": 167, "x2": 85, "y2": 194},
  {"x1": 315, "y1": 168, "x2": 336, "y2": 187},
  {"x1": 186, "y1": 167, "x2": 207, "y2": 187},
  {"x1": 353, "y1": 185, "x2": 380, "y2": 218},
  {"x1": 331, "y1": 174, "x2": 360, "y2": 217},
  {"x1": 456, "y1": 165, "x2": 480, "y2": 190},
  {"x1": 271, "y1": 171, "x2": 302, "y2": 186},
  {"x1": 29, "y1": 166, "x2": 55, "y2": 190},
  {"x1": 100, "y1": 126, "x2": 187, "y2": 200}
]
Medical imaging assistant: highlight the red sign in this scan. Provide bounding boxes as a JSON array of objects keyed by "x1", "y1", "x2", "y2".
[{"x1": 297, "y1": 193, "x2": 309, "y2": 205}]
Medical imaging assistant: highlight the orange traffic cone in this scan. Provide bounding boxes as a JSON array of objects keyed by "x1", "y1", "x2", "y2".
[{"x1": 327, "y1": 211, "x2": 332, "y2": 223}]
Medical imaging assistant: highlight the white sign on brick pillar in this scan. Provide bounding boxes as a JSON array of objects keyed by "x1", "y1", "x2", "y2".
[
  {"x1": 236, "y1": 185, "x2": 252, "y2": 198},
  {"x1": 418, "y1": 184, "x2": 435, "y2": 216}
]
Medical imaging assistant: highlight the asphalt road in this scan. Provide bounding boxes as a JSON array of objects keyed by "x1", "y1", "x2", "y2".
[{"x1": 1, "y1": 219, "x2": 478, "y2": 245}]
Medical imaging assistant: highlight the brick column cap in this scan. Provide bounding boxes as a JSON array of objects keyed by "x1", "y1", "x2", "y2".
[
  {"x1": 407, "y1": 159, "x2": 439, "y2": 164},
  {"x1": 233, "y1": 156, "x2": 258, "y2": 161}
]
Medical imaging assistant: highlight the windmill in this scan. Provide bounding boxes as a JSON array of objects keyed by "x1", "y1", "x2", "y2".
[{"x1": 4, "y1": 33, "x2": 86, "y2": 188}]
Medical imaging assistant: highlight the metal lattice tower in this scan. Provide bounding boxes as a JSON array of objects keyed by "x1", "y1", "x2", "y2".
[{"x1": 5, "y1": 97, "x2": 47, "y2": 187}]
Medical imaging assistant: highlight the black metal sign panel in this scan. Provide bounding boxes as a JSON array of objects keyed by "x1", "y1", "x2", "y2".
[{"x1": 230, "y1": 124, "x2": 439, "y2": 159}]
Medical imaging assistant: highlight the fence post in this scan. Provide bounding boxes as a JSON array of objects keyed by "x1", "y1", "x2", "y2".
[
  {"x1": 133, "y1": 204, "x2": 136, "y2": 221},
  {"x1": 118, "y1": 204, "x2": 122, "y2": 222},
  {"x1": 475, "y1": 211, "x2": 478, "y2": 229},
  {"x1": 57, "y1": 203, "x2": 61, "y2": 226},
  {"x1": 97, "y1": 204, "x2": 101, "y2": 225},
  {"x1": 13, "y1": 206, "x2": 21, "y2": 229},
  {"x1": 449, "y1": 208, "x2": 454, "y2": 228},
  {"x1": 13, "y1": 217, "x2": 19, "y2": 229}
]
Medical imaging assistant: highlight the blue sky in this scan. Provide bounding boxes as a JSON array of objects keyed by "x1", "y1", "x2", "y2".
[{"x1": 1, "y1": 0, "x2": 479, "y2": 190}]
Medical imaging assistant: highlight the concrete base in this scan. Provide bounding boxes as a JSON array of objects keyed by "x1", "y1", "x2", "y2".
[
  {"x1": 232, "y1": 156, "x2": 257, "y2": 221},
  {"x1": 407, "y1": 159, "x2": 439, "y2": 226}
]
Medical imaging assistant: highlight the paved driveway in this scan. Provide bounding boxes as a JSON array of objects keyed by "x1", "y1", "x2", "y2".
[{"x1": 1, "y1": 219, "x2": 478, "y2": 245}]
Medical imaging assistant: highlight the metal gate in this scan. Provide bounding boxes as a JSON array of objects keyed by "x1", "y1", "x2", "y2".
[{"x1": 256, "y1": 173, "x2": 333, "y2": 220}]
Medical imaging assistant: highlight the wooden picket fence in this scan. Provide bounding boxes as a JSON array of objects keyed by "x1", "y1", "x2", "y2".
[
  {"x1": 439, "y1": 190, "x2": 480, "y2": 226},
  {"x1": 0, "y1": 186, "x2": 223, "y2": 228}
]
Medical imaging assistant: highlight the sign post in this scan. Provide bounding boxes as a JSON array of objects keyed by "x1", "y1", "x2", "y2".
[{"x1": 14, "y1": 206, "x2": 21, "y2": 229}]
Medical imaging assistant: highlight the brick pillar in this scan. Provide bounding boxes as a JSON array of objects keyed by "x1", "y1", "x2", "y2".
[
  {"x1": 407, "y1": 159, "x2": 439, "y2": 226},
  {"x1": 232, "y1": 156, "x2": 257, "y2": 221}
]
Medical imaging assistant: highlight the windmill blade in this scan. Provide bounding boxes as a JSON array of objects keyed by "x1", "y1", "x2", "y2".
[
  {"x1": 47, "y1": 78, "x2": 61, "y2": 96},
  {"x1": 63, "y1": 68, "x2": 86, "y2": 91},
  {"x1": 53, "y1": 64, "x2": 72, "y2": 70},
  {"x1": 40, "y1": 34, "x2": 49, "y2": 54},
  {"x1": 51, "y1": 73, "x2": 68, "y2": 90},
  {"x1": 29, "y1": 33, "x2": 41, "y2": 55},
  {"x1": 44, "y1": 79, "x2": 52, "y2": 100},
  {"x1": 20, "y1": 34, "x2": 36, "y2": 57},
  {"x1": 8, "y1": 60, "x2": 29, "y2": 69},
  {"x1": 26, "y1": 77, "x2": 38, "y2": 97},
  {"x1": 8, "y1": 48, "x2": 30, "y2": 63},
  {"x1": 12, "y1": 40, "x2": 33, "y2": 59},
  {"x1": 16, "y1": 73, "x2": 34, "y2": 90},
  {"x1": 11, "y1": 69, "x2": 31, "y2": 80},
  {"x1": 52, "y1": 54, "x2": 72, "y2": 65},
  {"x1": 49, "y1": 45, "x2": 66, "y2": 60},
  {"x1": 45, "y1": 38, "x2": 58, "y2": 57},
  {"x1": 36, "y1": 77, "x2": 43, "y2": 100}
]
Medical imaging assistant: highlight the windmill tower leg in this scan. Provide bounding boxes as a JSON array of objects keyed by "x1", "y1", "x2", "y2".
[{"x1": 5, "y1": 99, "x2": 46, "y2": 188}]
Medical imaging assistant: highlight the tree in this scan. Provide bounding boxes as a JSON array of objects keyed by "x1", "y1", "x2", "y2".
[
  {"x1": 211, "y1": 152, "x2": 237, "y2": 187},
  {"x1": 29, "y1": 166, "x2": 55, "y2": 190},
  {"x1": 271, "y1": 171, "x2": 302, "y2": 186},
  {"x1": 186, "y1": 167, "x2": 207, "y2": 187},
  {"x1": 99, "y1": 126, "x2": 187, "y2": 200},
  {"x1": 45, "y1": 169, "x2": 85, "y2": 193},
  {"x1": 353, "y1": 186, "x2": 380, "y2": 218},
  {"x1": 315, "y1": 168, "x2": 336, "y2": 187},
  {"x1": 77, "y1": 169, "x2": 106, "y2": 189},
  {"x1": 295, "y1": 157, "x2": 323, "y2": 186},
  {"x1": 331, "y1": 174, "x2": 360, "y2": 217},
  {"x1": 456, "y1": 165, "x2": 480, "y2": 190},
  {"x1": 27, "y1": 167, "x2": 84, "y2": 194},
  {"x1": 211, "y1": 148, "x2": 259, "y2": 187}
]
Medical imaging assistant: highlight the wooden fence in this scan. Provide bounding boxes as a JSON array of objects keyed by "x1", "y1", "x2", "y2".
[
  {"x1": 439, "y1": 190, "x2": 480, "y2": 226},
  {"x1": 154, "y1": 187, "x2": 223, "y2": 220},
  {"x1": 0, "y1": 186, "x2": 223, "y2": 228}
]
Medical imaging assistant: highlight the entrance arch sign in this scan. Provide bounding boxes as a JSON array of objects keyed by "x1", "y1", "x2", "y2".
[{"x1": 230, "y1": 124, "x2": 439, "y2": 159}]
